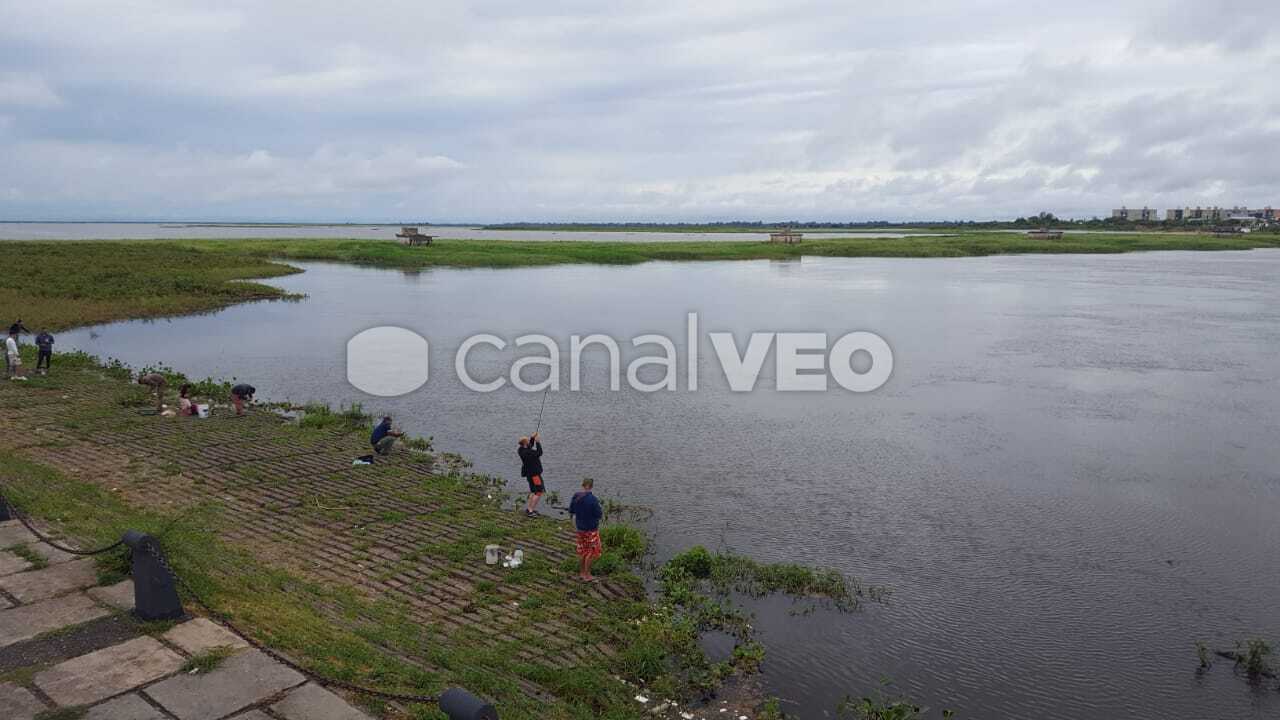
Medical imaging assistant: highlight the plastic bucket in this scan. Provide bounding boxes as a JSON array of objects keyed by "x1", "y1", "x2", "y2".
[{"x1": 195, "y1": 404, "x2": 209, "y2": 418}]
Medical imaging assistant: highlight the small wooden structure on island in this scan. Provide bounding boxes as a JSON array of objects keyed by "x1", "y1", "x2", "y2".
[
  {"x1": 768, "y1": 228, "x2": 803, "y2": 244},
  {"x1": 395, "y1": 226, "x2": 434, "y2": 246},
  {"x1": 1026, "y1": 229, "x2": 1064, "y2": 239}
]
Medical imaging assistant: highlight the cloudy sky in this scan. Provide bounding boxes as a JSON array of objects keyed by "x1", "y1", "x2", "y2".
[{"x1": 0, "y1": 1, "x2": 1275, "y2": 222}]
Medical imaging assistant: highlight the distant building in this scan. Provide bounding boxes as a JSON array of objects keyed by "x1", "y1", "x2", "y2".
[
  {"x1": 1168, "y1": 206, "x2": 1276, "y2": 222},
  {"x1": 1124, "y1": 205, "x2": 1277, "y2": 223},
  {"x1": 1112, "y1": 206, "x2": 1160, "y2": 221}
]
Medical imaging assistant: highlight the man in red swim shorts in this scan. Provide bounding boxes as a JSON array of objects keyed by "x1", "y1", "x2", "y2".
[{"x1": 569, "y1": 477, "x2": 603, "y2": 582}]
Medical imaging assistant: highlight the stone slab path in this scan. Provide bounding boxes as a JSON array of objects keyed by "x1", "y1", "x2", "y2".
[{"x1": 0, "y1": 519, "x2": 373, "y2": 720}]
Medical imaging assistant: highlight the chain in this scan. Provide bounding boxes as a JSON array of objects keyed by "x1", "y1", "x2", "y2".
[
  {"x1": 4, "y1": 484, "x2": 443, "y2": 706},
  {"x1": 140, "y1": 540, "x2": 442, "y2": 705},
  {"x1": 1, "y1": 493, "x2": 125, "y2": 556}
]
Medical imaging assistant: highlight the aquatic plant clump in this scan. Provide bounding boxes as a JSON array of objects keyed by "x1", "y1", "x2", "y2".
[{"x1": 663, "y1": 545, "x2": 883, "y2": 611}]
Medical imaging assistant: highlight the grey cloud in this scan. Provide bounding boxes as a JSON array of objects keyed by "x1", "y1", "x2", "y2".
[
  {"x1": 0, "y1": 0, "x2": 1276, "y2": 221},
  {"x1": 0, "y1": 72, "x2": 62, "y2": 108},
  {"x1": 1141, "y1": 0, "x2": 1278, "y2": 53}
]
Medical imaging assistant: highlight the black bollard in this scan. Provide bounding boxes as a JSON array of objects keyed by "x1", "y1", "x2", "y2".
[
  {"x1": 122, "y1": 530, "x2": 185, "y2": 621},
  {"x1": 439, "y1": 688, "x2": 498, "y2": 720}
]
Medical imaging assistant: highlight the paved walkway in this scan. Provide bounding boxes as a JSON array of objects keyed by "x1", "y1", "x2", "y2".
[{"x1": 0, "y1": 519, "x2": 372, "y2": 720}]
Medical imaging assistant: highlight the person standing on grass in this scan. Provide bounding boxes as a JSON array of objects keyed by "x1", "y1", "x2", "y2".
[
  {"x1": 370, "y1": 415, "x2": 403, "y2": 455},
  {"x1": 568, "y1": 478, "x2": 603, "y2": 583},
  {"x1": 6, "y1": 333, "x2": 27, "y2": 381},
  {"x1": 230, "y1": 383, "x2": 255, "y2": 416},
  {"x1": 137, "y1": 372, "x2": 166, "y2": 411},
  {"x1": 34, "y1": 329, "x2": 54, "y2": 375},
  {"x1": 518, "y1": 432, "x2": 545, "y2": 517}
]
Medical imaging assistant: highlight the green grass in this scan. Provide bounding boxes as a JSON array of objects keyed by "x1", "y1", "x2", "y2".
[
  {"x1": 184, "y1": 231, "x2": 1280, "y2": 270},
  {"x1": 0, "y1": 356, "x2": 714, "y2": 719},
  {"x1": 3, "y1": 232, "x2": 1278, "y2": 331},
  {"x1": 0, "y1": 453, "x2": 472, "y2": 714},
  {"x1": 0, "y1": 241, "x2": 300, "y2": 331},
  {"x1": 558, "y1": 523, "x2": 648, "y2": 576},
  {"x1": 33, "y1": 708, "x2": 87, "y2": 720},
  {"x1": 5, "y1": 542, "x2": 49, "y2": 570},
  {"x1": 478, "y1": 222, "x2": 928, "y2": 233},
  {"x1": 0, "y1": 353, "x2": 902, "y2": 717},
  {"x1": 296, "y1": 402, "x2": 372, "y2": 431},
  {"x1": 180, "y1": 645, "x2": 238, "y2": 674}
]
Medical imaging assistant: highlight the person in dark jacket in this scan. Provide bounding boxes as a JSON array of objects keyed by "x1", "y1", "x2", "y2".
[
  {"x1": 568, "y1": 477, "x2": 604, "y2": 582},
  {"x1": 517, "y1": 432, "x2": 545, "y2": 517},
  {"x1": 34, "y1": 329, "x2": 54, "y2": 374},
  {"x1": 370, "y1": 416, "x2": 403, "y2": 455},
  {"x1": 230, "y1": 383, "x2": 256, "y2": 416}
]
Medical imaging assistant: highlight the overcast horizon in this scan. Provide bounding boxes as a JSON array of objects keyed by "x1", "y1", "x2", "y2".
[{"x1": 1, "y1": 1, "x2": 1276, "y2": 223}]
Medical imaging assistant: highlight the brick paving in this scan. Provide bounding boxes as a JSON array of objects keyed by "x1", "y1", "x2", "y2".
[
  {"x1": 0, "y1": 519, "x2": 375, "y2": 719},
  {"x1": 0, "y1": 365, "x2": 645, "y2": 713}
]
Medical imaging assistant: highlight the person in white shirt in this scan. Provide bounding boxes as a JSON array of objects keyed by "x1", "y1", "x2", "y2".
[{"x1": 6, "y1": 333, "x2": 27, "y2": 380}]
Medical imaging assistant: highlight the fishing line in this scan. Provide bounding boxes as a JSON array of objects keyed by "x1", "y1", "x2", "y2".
[{"x1": 533, "y1": 385, "x2": 550, "y2": 435}]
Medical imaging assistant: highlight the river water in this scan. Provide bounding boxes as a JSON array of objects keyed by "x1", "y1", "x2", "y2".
[
  {"x1": 0, "y1": 222, "x2": 925, "y2": 242},
  {"x1": 48, "y1": 250, "x2": 1280, "y2": 719}
]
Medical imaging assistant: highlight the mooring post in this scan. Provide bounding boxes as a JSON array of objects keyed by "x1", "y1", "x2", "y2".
[
  {"x1": 439, "y1": 688, "x2": 498, "y2": 720},
  {"x1": 122, "y1": 530, "x2": 186, "y2": 621}
]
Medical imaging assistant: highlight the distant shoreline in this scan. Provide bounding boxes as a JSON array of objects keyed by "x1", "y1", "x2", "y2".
[{"x1": 3, "y1": 233, "x2": 1278, "y2": 331}]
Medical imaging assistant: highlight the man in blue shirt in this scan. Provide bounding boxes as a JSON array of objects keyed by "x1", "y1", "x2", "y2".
[
  {"x1": 34, "y1": 329, "x2": 54, "y2": 375},
  {"x1": 371, "y1": 416, "x2": 403, "y2": 455},
  {"x1": 568, "y1": 478, "x2": 604, "y2": 582}
]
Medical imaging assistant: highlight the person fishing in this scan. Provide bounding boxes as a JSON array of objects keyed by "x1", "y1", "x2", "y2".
[
  {"x1": 137, "y1": 372, "x2": 166, "y2": 412},
  {"x1": 34, "y1": 329, "x2": 54, "y2": 375},
  {"x1": 230, "y1": 383, "x2": 256, "y2": 416},
  {"x1": 518, "y1": 432, "x2": 545, "y2": 517},
  {"x1": 568, "y1": 477, "x2": 604, "y2": 583},
  {"x1": 370, "y1": 415, "x2": 404, "y2": 456}
]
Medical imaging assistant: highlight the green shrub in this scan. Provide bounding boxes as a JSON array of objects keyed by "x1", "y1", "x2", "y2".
[
  {"x1": 667, "y1": 545, "x2": 713, "y2": 578},
  {"x1": 297, "y1": 403, "x2": 371, "y2": 431},
  {"x1": 600, "y1": 524, "x2": 647, "y2": 561}
]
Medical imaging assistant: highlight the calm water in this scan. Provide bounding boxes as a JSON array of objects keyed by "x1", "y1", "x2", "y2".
[
  {"x1": 52, "y1": 251, "x2": 1280, "y2": 719},
  {"x1": 0, "y1": 222, "x2": 925, "y2": 242}
]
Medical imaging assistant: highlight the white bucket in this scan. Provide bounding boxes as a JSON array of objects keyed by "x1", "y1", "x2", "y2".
[
  {"x1": 484, "y1": 544, "x2": 500, "y2": 565},
  {"x1": 195, "y1": 404, "x2": 210, "y2": 418}
]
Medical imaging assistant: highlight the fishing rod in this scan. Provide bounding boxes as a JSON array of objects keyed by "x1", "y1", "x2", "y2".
[{"x1": 533, "y1": 385, "x2": 550, "y2": 436}]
